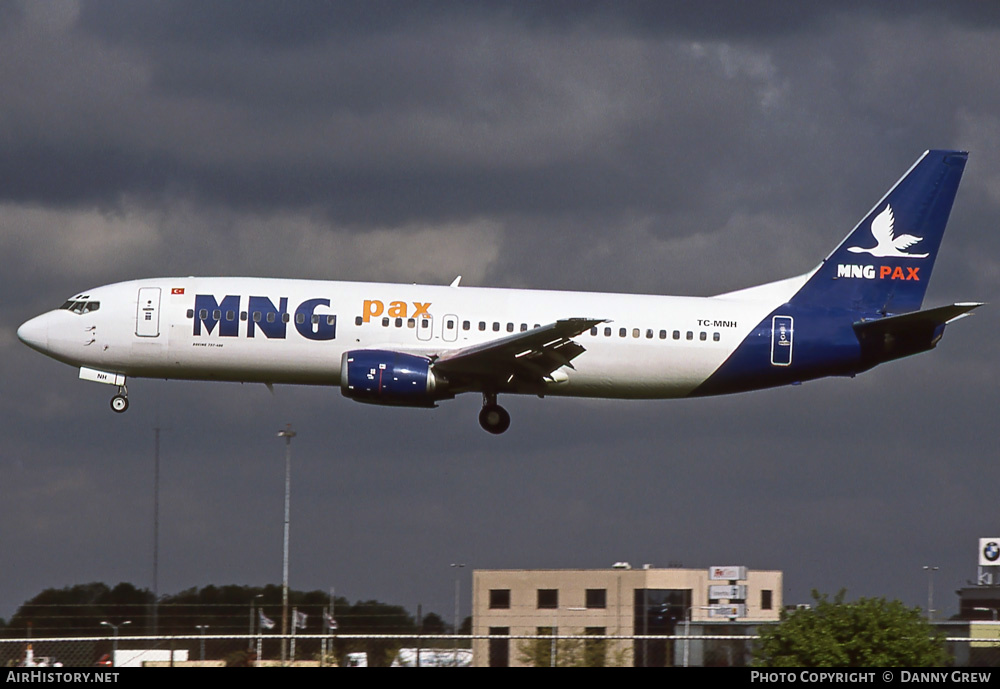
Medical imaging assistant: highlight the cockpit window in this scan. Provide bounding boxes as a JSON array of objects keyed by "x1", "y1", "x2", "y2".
[{"x1": 59, "y1": 300, "x2": 100, "y2": 314}]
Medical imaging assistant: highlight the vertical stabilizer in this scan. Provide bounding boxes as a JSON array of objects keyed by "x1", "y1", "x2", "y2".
[{"x1": 788, "y1": 150, "x2": 967, "y2": 314}]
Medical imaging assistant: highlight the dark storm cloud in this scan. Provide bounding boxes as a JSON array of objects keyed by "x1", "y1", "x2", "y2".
[{"x1": 2, "y1": 1, "x2": 1000, "y2": 625}]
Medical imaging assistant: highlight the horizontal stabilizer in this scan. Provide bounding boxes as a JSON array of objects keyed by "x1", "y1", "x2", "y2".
[{"x1": 853, "y1": 302, "x2": 983, "y2": 366}]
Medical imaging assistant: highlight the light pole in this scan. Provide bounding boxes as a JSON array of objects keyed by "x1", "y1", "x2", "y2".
[
  {"x1": 249, "y1": 593, "x2": 263, "y2": 650},
  {"x1": 278, "y1": 424, "x2": 296, "y2": 664},
  {"x1": 196, "y1": 625, "x2": 209, "y2": 661},
  {"x1": 923, "y1": 566, "x2": 939, "y2": 621},
  {"x1": 100, "y1": 620, "x2": 130, "y2": 667}
]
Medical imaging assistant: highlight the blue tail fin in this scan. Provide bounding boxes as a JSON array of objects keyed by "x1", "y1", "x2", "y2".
[{"x1": 788, "y1": 150, "x2": 967, "y2": 314}]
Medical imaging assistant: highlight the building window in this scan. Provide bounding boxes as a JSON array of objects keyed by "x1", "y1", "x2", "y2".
[
  {"x1": 585, "y1": 627, "x2": 607, "y2": 667},
  {"x1": 762, "y1": 589, "x2": 773, "y2": 610},
  {"x1": 489, "y1": 589, "x2": 511, "y2": 609},
  {"x1": 489, "y1": 627, "x2": 510, "y2": 668},
  {"x1": 537, "y1": 589, "x2": 558, "y2": 609},
  {"x1": 586, "y1": 589, "x2": 607, "y2": 609}
]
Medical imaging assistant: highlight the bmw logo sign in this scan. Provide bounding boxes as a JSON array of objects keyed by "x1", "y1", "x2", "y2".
[{"x1": 985, "y1": 542, "x2": 1000, "y2": 563}]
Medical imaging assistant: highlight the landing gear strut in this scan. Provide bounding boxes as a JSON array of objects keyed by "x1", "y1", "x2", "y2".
[
  {"x1": 479, "y1": 393, "x2": 510, "y2": 435},
  {"x1": 110, "y1": 385, "x2": 129, "y2": 413}
]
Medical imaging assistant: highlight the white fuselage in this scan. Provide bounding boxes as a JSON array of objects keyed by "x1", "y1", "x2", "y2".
[{"x1": 18, "y1": 275, "x2": 805, "y2": 399}]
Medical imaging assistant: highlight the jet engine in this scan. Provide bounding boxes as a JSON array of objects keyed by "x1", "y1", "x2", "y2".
[{"x1": 340, "y1": 350, "x2": 446, "y2": 407}]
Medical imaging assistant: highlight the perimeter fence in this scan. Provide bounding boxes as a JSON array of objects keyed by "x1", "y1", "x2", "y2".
[{"x1": 2, "y1": 634, "x2": 998, "y2": 667}]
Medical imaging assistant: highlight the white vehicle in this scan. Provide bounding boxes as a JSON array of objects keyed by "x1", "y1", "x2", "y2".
[{"x1": 18, "y1": 151, "x2": 980, "y2": 434}]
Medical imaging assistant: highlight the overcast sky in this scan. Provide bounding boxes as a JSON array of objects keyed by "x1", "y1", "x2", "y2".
[{"x1": 3, "y1": 1, "x2": 999, "y2": 625}]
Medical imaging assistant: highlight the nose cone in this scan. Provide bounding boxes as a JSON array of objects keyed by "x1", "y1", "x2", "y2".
[{"x1": 17, "y1": 313, "x2": 50, "y2": 353}]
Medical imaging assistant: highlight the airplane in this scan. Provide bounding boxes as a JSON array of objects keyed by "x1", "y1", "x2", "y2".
[{"x1": 17, "y1": 150, "x2": 981, "y2": 434}]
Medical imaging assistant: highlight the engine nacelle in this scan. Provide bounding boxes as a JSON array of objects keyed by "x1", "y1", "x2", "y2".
[{"x1": 340, "y1": 350, "x2": 444, "y2": 407}]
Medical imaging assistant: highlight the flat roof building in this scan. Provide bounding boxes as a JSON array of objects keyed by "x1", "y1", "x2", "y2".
[{"x1": 472, "y1": 565, "x2": 782, "y2": 667}]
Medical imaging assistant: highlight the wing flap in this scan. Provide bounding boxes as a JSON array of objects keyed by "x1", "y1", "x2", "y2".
[{"x1": 434, "y1": 318, "x2": 603, "y2": 387}]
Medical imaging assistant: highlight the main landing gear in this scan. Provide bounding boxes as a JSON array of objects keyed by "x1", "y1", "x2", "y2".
[
  {"x1": 110, "y1": 385, "x2": 129, "y2": 413},
  {"x1": 479, "y1": 393, "x2": 510, "y2": 435}
]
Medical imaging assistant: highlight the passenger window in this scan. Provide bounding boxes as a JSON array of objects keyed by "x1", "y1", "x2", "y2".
[
  {"x1": 493, "y1": 322, "x2": 500, "y2": 332},
  {"x1": 506, "y1": 323, "x2": 514, "y2": 332},
  {"x1": 199, "y1": 309, "x2": 208, "y2": 319},
  {"x1": 354, "y1": 316, "x2": 362, "y2": 326},
  {"x1": 282, "y1": 313, "x2": 290, "y2": 323},
  {"x1": 673, "y1": 330, "x2": 680, "y2": 340},
  {"x1": 296, "y1": 313, "x2": 305, "y2": 324},
  {"x1": 713, "y1": 332, "x2": 720, "y2": 342},
  {"x1": 407, "y1": 318, "x2": 415, "y2": 328},
  {"x1": 186, "y1": 309, "x2": 194, "y2": 319},
  {"x1": 590, "y1": 327, "x2": 597, "y2": 336},
  {"x1": 213, "y1": 309, "x2": 222, "y2": 320},
  {"x1": 327, "y1": 315, "x2": 336, "y2": 326},
  {"x1": 646, "y1": 329, "x2": 653, "y2": 339},
  {"x1": 463, "y1": 321, "x2": 471, "y2": 330},
  {"x1": 241, "y1": 312, "x2": 248, "y2": 321},
  {"x1": 479, "y1": 322, "x2": 486, "y2": 331},
  {"x1": 659, "y1": 330, "x2": 666, "y2": 339},
  {"x1": 446, "y1": 319, "x2": 455, "y2": 330},
  {"x1": 521, "y1": 323, "x2": 528, "y2": 332},
  {"x1": 686, "y1": 331, "x2": 693, "y2": 340},
  {"x1": 700, "y1": 331, "x2": 707, "y2": 341},
  {"x1": 266, "y1": 312, "x2": 276, "y2": 323},
  {"x1": 619, "y1": 328, "x2": 626, "y2": 338},
  {"x1": 312, "y1": 314, "x2": 320, "y2": 324},
  {"x1": 382, "y1": 317, "x2": 390, "y2": 327},
  {"x1": 604, "y1": 327, "x2": 611, "y2": 337},
  {"x1": 632, "y1": 328, "x2": 640, "y2": 338},
  {"x1": 396, "y1": 318, "x2": 403, "y2": 327}
]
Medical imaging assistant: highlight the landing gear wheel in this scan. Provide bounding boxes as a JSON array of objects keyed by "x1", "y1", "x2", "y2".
[
  {"x1": 110, "y1": 394, "x2": 129, "y2": 413},
  {"x1": 479, "y1": 404, "x2": 511, "y2": 435}
]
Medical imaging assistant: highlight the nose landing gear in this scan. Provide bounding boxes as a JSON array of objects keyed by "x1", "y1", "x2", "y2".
[
  {"x1": 110, "y1": 386, "x2": 129, "y2": 413},
  {"x1": 479, "y1": 393, "x2": 510, "y2": 434}
]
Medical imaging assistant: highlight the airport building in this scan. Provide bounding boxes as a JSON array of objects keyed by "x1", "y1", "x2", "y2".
[{"x1": 471, "y1": 565, "x2": 782, "y2": 667}]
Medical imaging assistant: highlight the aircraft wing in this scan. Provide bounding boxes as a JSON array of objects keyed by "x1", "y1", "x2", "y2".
[{"x1": 433, "y1": 318, "x2": 604, "y2": 388}]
